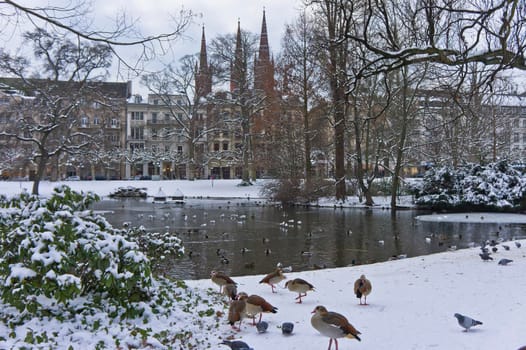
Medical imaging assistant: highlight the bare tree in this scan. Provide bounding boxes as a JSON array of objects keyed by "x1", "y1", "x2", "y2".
[
  {"x1": 278, "y1": 10, "x2": 325, "y2": 189},
  {"x1": 344, "y1": 0, "x2": 526, "y2": 83},
  {"x1": 0, "y1": 29, "x2": 116, "y2": 194},
  {"x1": 0, "y1": 0, "x2": 192, "y2": 73}
]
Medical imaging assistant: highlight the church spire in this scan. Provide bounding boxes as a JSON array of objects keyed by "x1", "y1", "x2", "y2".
[
  {"x1": 254, "y1": 10, "x2": 275, "y2": 95},
  {"x1": 230, "y1": 19, "x2": 245, "y2": 93},
  {"x1": 196, "y1": 25, "x2": 212, "y2": 98},
  {"x1": 258, "y1": 9, "x2": 270, "y2": 62}
]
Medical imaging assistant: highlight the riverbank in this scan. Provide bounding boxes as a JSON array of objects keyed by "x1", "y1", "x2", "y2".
[{"x1": 1, "y1": 179, "x2": 525, "y2": 349}]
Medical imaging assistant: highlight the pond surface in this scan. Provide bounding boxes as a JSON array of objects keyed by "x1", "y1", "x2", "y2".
[{"x1": 91, "y1": 198, "x2": 526, "y2": 280}]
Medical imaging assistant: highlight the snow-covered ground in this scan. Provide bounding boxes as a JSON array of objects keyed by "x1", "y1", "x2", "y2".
[{"x1": 0, "y1": 179, "x2": 525, "y2": 349}]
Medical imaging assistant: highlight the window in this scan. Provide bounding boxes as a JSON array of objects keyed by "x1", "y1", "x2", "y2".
[
  {"x1": 523, "y1": 133, "x2": 526, "y2": 143},
  {"x1": 177, "y1": 145, "x2": 183, "y2": 153},
  {"x1": 130, "y1": 143, "x2": 144, "y2": 152},
  {"x1": 223, "y1": 142, "x2": 228, "y2": 151},
  {"x1": 513, "y1": 119, "x2": 519, "y2": 128},
  {"x1": 131, "y1": 127, "x2": 144, "y2": 140},
  {"x1": 522, "y1": 119, "x2": 526, "y2": 128},
  {"x1": 152, "y1": 112, "x2": 158, "y2": 123},
  {"x1": 214, "y1": 143, "x2": 220, "y2": 151},
  {"x1": 514, "y1": 133, "x2": 520, "y2": 143},
  {"x1": 151, "y1": 128, "x2": 158, "y2": 138},
  {"x1": 110, "y1": 118, "x2": 119, "y2": 128},
  {"x1": 80, "y1": 116, "x2": 89, "y2": 127},
  {"x1": 93, "y1": 117, "x2": 100, "y2": 125},
  {"x1": 131, "y1": 111, "x2": 144, "y2": 120}
]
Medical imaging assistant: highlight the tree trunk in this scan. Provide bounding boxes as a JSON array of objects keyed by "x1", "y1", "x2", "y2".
[{"x1": 32, "y1": 154, "x2": 48, "y2": 195}]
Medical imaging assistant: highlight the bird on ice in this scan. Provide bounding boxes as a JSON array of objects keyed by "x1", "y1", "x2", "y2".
[
  {"x1": 498, "y1": 258, "x2": 513, "y2": 266},
  {"x1": 285, "y1": 278, "x2": 315, "y2": 303},
  {"x1": 220, "y1": 340, "x2": 253, "y2": 350},
  {"x1": 354, "y1": 274, "x2": 372, "y2": 305},
  {"x1": 210, "y1": 270, "x2": 237, "y2": 293},
  {"x1": 454, "y1": 313, "x2": 482, "y2": 331},
  {"x1": 311, "y1": 305, "x2": 361, "y2": 350},
  {"x1": 237, "y1": 292, "x2": 278, "y2": 325},
  {"x1": 259, "y1": 268, "x2": 286, "y2": 293}
]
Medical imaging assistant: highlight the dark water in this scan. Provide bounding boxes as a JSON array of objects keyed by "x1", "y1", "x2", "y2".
[{"x1": 91, "y1": 198, "x2": 526, "y2": 280}]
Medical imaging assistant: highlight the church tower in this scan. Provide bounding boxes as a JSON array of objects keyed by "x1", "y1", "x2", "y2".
[
  {"x1": 195, "y1": 26, "x2": 212, "y2": 99},
  {"x1": 230, "y1": 20, "x2": 245, "y2": 94},
  {"x1": 254, "y1": 10, "x2": 276, "y2": 97}
]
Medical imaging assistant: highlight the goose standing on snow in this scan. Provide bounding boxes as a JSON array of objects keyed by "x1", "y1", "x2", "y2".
[
  {"x1": 285, "y1": 278, "x2": 315, "y2": 303},
  {"x1": 311, "y1": 305, "x2": 361, "y2": 350},
  {"x1": 211, "y1": 270, "x2": 236, "y2": 293},
  {"x1": 354, "y1": 274, "x2": 372, "y2": 305},
  {"x1": 259, "y1": 268, "x2": 286, "y2": 293}
]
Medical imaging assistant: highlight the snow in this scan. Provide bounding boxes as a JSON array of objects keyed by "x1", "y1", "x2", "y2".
[{"x1": 0, "y1": 179, "x2": 525, "y2": 349}]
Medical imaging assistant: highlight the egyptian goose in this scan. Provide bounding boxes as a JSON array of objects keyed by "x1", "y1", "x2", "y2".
[
  {"x1": 211, "y1": 270, "x2": 236, "y2": 293},
  {"x1": 285, "y1": 278, "x2": 315, "y2": 303},
  {"x1": 222, "y1": 283, "x2": 238, "y2": 300},
  {"x1": 228, "y1": 294, "x2": 247, "y2": 331},
  {"x1": 259, "y1": 268, "x2": 286, "y2": 293},
  {"x1": 311, "y1": 305, "x2": 361, "y2": 350},
  {"x1": 237, "y1": 292, "x2": 278, "y2": 325},
  {"x1": 354, "y1": 274, "x2": 372, "y2": 305}
]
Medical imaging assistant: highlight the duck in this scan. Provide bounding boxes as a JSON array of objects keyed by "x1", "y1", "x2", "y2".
[
  {"x1": 259, "y1": 268, "x2": 286, "y2": 293},
  {"x1": 354, "y1": 274, "x2": 372, "y2": 305},
  {"x1": 237, "y1": 292, "x2": 278, "y2": 325},
  {"x1": 285, "y1": 278, "x2": 315, "y2": 303},
  {"x1": 210, "y1": 270, "x2": 237, "y2": 293},
  {"x1": 311, "y1": 305, "x2": 361, "y2": 349}
]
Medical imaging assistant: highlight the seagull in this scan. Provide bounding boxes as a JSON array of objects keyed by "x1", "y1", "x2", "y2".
[
  {"x1": 238, "y1": 292, "x2": 278, "y2": 325},
  {"x1": 220, "y1": 340, "x2": 253, "y2": 350},
  {"x1": 210, "y1": 270, "x2": 236, "y2": 293},
  {"x1": 285, "y1": 278, "x2": 315, "y2": 303},
  {"x1": 454, "y1": 313, "x2": 483, "y2": 332},
  {"x1": 259, "y1": 268, "x2": 286, "y2": 293},
  {"x1": 498, "y1": 258, "x2": 513, "y2": 266},
  {"x1": 354, "y1": 274, "x2": 372, "y2": 305},
  {"x1": 311, "y1": 305, "x2": 361, "y2": 350}
]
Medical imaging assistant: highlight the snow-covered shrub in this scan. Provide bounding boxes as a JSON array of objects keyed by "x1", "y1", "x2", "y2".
[
  {"x1": 0, "y1": 186, "x2": 153, "y2": 315},
  {"x1": 415, "y1": 161, "x2": 526, "y2": 210}
]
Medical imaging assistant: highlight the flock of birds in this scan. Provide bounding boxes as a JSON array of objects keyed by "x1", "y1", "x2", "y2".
[{"x1": 211, "y1": 268, "x2": 372, "y2": 350}]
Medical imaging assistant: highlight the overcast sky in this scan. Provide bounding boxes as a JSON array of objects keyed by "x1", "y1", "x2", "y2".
[
  {"x1": 96, "y1": 0, "x2": 305, "y2": 92},
  {"x1": 1, "y1": 0, "x2": 304, "y2": 95}
]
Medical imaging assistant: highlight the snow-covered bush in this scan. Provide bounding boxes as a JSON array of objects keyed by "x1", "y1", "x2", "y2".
[
  {"x1": 415, "y1": 161, "x2": 526, "y2": 210},
  {"x1": 0, "y1": 186, "x2": 154, "y2": 315}
]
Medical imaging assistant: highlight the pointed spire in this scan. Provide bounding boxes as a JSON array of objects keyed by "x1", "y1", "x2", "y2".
[
  {"x1": 199, "y1": 26, "x2": 208, "y2": 70},
  {"x1": 231, "y1": 19, "x2": 245, "y2": 93},
  {"x1": 196, "y1": 25, "x2": 212, "y2": 98},
  {"x1": 258, "y1": 9, "x2": 270, "y2": 62}
]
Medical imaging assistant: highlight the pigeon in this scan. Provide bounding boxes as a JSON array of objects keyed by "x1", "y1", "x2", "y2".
[
  {"x1": 498, "y1": 258, "x2": 513, "y2": 266},
  {"x1": 285, "y1": 278, "x2": 315, "y2": 303},
  {"x1": 259, "y1": 268, "x2": 286, "y2": 293},
  {"x1": 354, "y1": 274, "x2": 372, "y2": 305},
  {"x1": 220, "y1": 340, "x2": 253, "y2": 350},
  {"x1": 454, "y1": 313, "x2": 483, "y2": 332},
  {"x1": 311, "y1": 305, "x2": 361, "y2": 349},
  {"x1": 256, "y1": 320, "x2": 268, "y2": 333},
  {"x1": 479, "y1": 253, "x2": 493, "y2": 261},
  {"x1": 282, "y1": 322, "x2": 294, "y2": 334},
  {"x1": 502, "y1": 244, "x2": 510, "y2": 251},
  {"x1": 516, "y1": 241, "x2": 522, "y2": 248}
]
